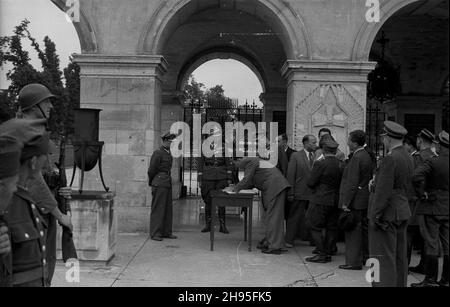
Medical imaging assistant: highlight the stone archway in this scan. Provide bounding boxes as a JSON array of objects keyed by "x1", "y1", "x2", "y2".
[
  {"x1": 50, "y1": 0, "x2": 98, "y2": 52},
  {"x1": 138, "y1": 0, "x2": 312, "y2": 60}
]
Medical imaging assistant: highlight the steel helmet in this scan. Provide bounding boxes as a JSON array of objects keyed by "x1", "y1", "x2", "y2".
[{"x1": 18, "y1": 83, "x2": 57, "y2": 111}]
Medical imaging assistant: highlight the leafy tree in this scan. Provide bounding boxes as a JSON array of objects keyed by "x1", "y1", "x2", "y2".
[
  {"x1": 0, "y1": 19, "x2": 80, "y2": 172},
  {"x1": 184, "y1": 76, "x2": 205, "y2": 103}
]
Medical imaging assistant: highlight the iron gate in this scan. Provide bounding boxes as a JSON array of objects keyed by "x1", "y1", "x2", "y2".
[{"x1": 182, "y1": 98, "x2": 263, "y2": 197}]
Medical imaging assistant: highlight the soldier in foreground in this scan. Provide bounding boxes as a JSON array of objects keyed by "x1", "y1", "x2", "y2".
[
  {"x1": 148, "y1": 133, "x2": 178, "y2": 241},
  {"x1": 411, "y1": 131, "x2": 449, "y2": 288},
  {"x1": 368, "y1": 121, "x2": 413, "y2": 287}
]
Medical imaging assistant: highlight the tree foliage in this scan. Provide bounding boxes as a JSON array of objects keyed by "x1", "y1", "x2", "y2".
[{"x1": 0, "y1": 19, "x2": 80, "y2": 169}]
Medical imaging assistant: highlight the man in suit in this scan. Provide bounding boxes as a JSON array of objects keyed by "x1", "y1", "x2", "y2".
[
  {"x1": 411, "y1": 131, "x2": 449, "y2": 288},
  {"x1": 232, "y1": 155, "x2": 290, "y2": 254},
  {"x1": 198, "y1": 129, "x2": 234, "y2": 234},
  {"x1": 368, "y1": 121, "x2": 413, "y2": 287},
  {"x1": 148, "y1": 133, "x2": 178, "y2": 241},
  {"x1": 285, "y1": 135, "x2": 317, "y2": 248},
  {"x1": 407, "y1": 129, "x2": 437, "y2": 275},
  {"x1": 315, "y1": 128, "x2": 346, "y2": 162},
  {"x1": 276, "y1": 134, "x2": 296, "y2": 177},
  {"x1": 305, "y1": 138, "x2": 345, "y2": 263},
  {"x1": 339, "y1": 130, "x2": 374, "y2": 270}
]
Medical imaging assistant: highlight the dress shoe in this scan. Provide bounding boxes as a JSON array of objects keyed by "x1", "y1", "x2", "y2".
[
  {"x1": 164, "y1": 235, "x2": 177, "y2": 239},
  {"x1": 339, "y1": 264, "x2": 363, "y2": 271},
  {"x1": 410, "y1": 279, "x2": 440, "y2": 287},
  {"x1": 305, "y1": 255, "x2": 331, "y2": 263},
  {"x1": 285, "y1": 243, "x2": 294, "y2": 248},
  {"x1": 438, "y1": 279, "x2": 449, "y2": 287},
  {"x1": 151, "y1": 236, "x2": 163, "y2": 241},
  {"x1": 409, "y1": 265, "x2": 425, "y2": 274},
  {"x1": 262, "y1": 248, "x2": 282, "y2": 255}
]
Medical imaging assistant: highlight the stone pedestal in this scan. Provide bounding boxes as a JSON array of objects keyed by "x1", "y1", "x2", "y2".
[
  {"x1": 282, "y1": 60, "x2": 376, "y2": 156},
  {"x1": 57, "y1": 191, "x2": 116, "y2": 262}
]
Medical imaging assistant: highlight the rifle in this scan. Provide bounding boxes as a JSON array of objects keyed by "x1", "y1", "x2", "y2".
[{"x1": 55, "y1": 137, "x2": 78, "y2": 262}]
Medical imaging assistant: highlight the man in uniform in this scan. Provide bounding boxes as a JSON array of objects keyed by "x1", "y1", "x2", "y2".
[
  {"x1": 411, "y1": 131, "x2": 449, "y2": 287},
  {"x1": 407, "y1": 129, "x2": 437, "y2": 274},
  {"x1": 198, "y1": 129, "x2": 234, "y2": 234},
  {"x1": 285, "y1": 135, "x2": 317, "y2": 248},
  {"x1": 339, "y1": 130, "x2": 374, "y2": 270},
  {"x1": 17, "y1": 83, "x2": 73, "y2": 286},
  {"x1": 4, "y1": 132, "x2": 52, "y2": 287},
  {"x1": 368, "y1": 121, "x2": 413, "y2": 287},
  {"x1": 148, "y1": 133, "x2": 178, "y2": 241},
  {"x1": 315, "y1": 128, "x2": 346, "y2": 162},
  {"x1": 231, "y1": 153, "x2": 290, "y2": 254},
  {"x1": 305, "y1": 138, "x2": 344, "y2": 263},
  {"x1": 0, "y1": 118, "x2": 50, "y2": 287}
]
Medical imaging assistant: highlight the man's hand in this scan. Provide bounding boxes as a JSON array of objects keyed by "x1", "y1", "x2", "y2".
[
  {"x1": 368, "y1": 179, "x2": 375, "y2": 193},
  {"x1": 374, "y1": 218, "x2": 389, "y2": 231},
  {"x1": 342, "y1": 205, "x2": 351, "y2": 212},
  {"x1": 0, "y1": 226, "x2": 11, "y2": 255},
  {"x1": 58, "y1": 214, "x2": 74, "y2": 232}
]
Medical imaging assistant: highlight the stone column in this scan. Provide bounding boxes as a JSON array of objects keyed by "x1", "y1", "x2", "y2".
[
  {"x1": 162, "y1": 90, "x2": 185, "y2": 200},
  {"x1": 282, "y1": 60, "x2": 376, "y2": 156},
  {"x1": 73, "y1": 54, "x2": 168, "y2": 233}
]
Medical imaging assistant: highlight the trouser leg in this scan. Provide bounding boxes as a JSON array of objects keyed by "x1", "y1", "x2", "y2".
[
  {"x1": 201, "y1": 181, "x2": 213, "y2": 229},
  {"x1": 162, "y1": 188, "x2": 173, "y2": 237},
  {"x1": 396, "y1": 221, "x2": 409, "y2": 287},
  {"x1": 369, "y1": 221, "x2": 398, "y2": 287},
  {"x1": 150, "y1": 187, "x2": 167, "y2": 238},
  {"x1": 324, "y1": 206, "x2": 339, "y2": 256},
  {"x1": 265, "y1": 191, "x2": 286, "y2": 250},
  {"x1": 285, "y1": 200, "x2": 303, "y2": 244},
  {"x1": 345, "y1": 210, "x2": 366, "y2": 266},
  {"x1": 307, "y1": 204, "x2": 326, "y2": 255}
]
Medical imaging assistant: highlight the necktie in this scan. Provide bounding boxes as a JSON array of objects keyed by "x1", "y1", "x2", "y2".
[{"x1": 309, "y1": 152, "x2": 314, "y2": 167}]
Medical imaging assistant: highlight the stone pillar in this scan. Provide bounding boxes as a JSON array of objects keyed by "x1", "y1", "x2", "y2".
[
  {"x1": 162, "y1": 91, "x2": 185, "y2": 200},
  {"x1": 260, "y1": 91, "x2": 287, "y2": 123},
  {"x1": 73, "y1": 54, "x2": 168, "y2": 233},
  {"x1": 282, "y1": 60, "x2": 376, "y2": 156}
]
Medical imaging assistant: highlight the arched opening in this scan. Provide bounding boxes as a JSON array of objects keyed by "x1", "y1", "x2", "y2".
[{"x1": 365, "y1": 0, "x2": 449, "y2": 154}]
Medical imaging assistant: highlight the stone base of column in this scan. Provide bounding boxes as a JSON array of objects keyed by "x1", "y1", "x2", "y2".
[{"x1": 56, "y1": 191, "x2": 117, "y2": 263}]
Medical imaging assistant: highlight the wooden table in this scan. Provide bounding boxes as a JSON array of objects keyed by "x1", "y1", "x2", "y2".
[{"x1": 210, "y1": 190, "x2": 255, "y2": 252}]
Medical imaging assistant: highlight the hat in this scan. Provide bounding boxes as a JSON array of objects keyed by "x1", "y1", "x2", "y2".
[
  {"x1": 18, "y1": 83, "x2": 57, "y2": 111},
  {"x1": 20, "y1": 133, "x2": 51, "y2": 162},
  {"x1": 417, "y1": 128, "x2": 436, "y2": 143},
  {"x1": 338, "y1": 211, "x2": 358, "y2": 231},
  {"x1": 0, "y1": 137, "x2": 21, "y2": 179},
  {"x1": 320, "y1": 134, "x2": 339, "y2": 151},
  {"x1": 0, "y1": 118, "x2": 47, "y2": 147},
  {"x1": 380, "y1": 121, "x2": 408, "y2": 139},
  {"x1": 438, "y1": 131, "x2": 449, "y2": 148},
  {"x1": 161, "y1": 132, "x2": 177, "y2": 141}
]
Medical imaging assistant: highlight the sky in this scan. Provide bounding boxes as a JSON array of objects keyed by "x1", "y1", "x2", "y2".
[{"x1": 0, "y1": 0, "x2": 263, "y2": 105}]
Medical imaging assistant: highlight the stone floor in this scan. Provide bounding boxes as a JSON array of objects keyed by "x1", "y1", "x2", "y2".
[{"x1": 52, "y1": 197, "x2": 425, "y2": 287}]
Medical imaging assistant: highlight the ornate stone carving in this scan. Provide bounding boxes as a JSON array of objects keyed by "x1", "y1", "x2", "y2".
[{"x1": 293, "y1": 84, "x2": 365, "y2": 154}]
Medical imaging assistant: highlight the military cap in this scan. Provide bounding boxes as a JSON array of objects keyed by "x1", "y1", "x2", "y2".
[
  {"x1": 161, "y1": 132, "x2": 177, "y2": 141},
  {"x1": 0, "y1": 137, "x2": 21, "y2": 179},
  {"x1": 417, "y1": 128, "x2": 436, "y2": 143},
  {"x1": 20, "y1": 133, "x2": 51, "y2": 162},
  {"x1": 18, "y1": 83, "x2": 56, "y2": 111},
  {"x1": 438, "y1": 131, "x2": 449, "y2": 147},
  {"x1": 380, "y1": 121, "x2": 408, "y2": 139},
  {"x1": 0, "y1": 118, "x2": 47, "y2": 147}
]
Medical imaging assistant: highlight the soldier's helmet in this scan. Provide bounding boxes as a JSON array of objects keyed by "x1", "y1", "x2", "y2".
[{"x1": 18, "y1": 83, "x2": 56, "y2": 111}]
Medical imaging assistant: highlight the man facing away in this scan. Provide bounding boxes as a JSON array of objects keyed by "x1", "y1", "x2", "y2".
[
  {"x1": 411, "y1": 131, "x2": 449, "y2": 288},
  {"x1": 407, "y1": 129, "x2": 437, "y2": 275},
  {"x1": 285, "y1": 134, "x2": 317, "y2": 248},
  {"x1": 148, "y1": 133, "x2": 178, "y2": 241},
  {"x1": 338, "y1": 130, "x2": 374, "y2": 270},
  {"x1": 368, "y1": 121, "x2": 413, "y2": 287}
]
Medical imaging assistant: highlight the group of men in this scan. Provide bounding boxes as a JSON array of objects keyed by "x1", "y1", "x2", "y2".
[
  {"x1": 276, "y1": 123, "x2": 448, "y2": 287},
  {"x1": 0, "y1": 83, "x2": 74, "y2": 287},
  {"x1": 146, "y1": 122, "x2": 448, "y2": 287}
]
